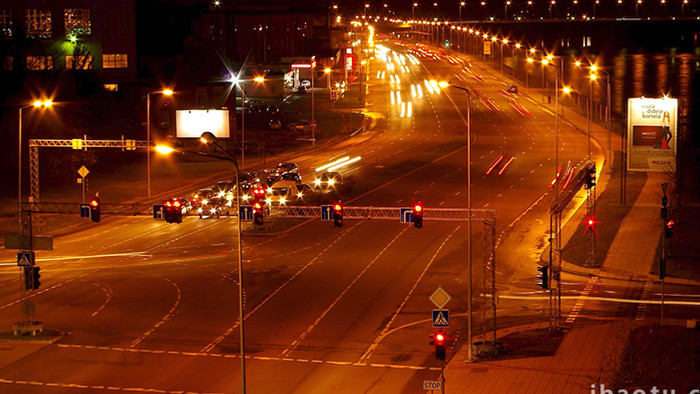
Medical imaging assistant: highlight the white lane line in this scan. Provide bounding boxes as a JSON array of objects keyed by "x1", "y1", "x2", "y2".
[
  {"x1": 281, "y1": 227, "x2": 410, "y2": 357},
  {"x1": 565, "y1": 277, "x2": 598, "y2": 325},
  {"x1": 357, "y1": 226, "x2": 460, "y2": 364},
  {"x1": 201, "y1": 222, "x2": 362, "y2": 353}
]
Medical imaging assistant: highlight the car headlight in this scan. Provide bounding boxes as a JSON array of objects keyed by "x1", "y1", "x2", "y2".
[
  {"x1": 242, "y1": 195, "x2": 249, "y2": 200},
  {"x1": 280, "y1": 197, "x2": 286, "y2": 205},
  {"x1": 266, "y1": 198, "x2": 272, "y2": 205},
  {"x1": 328, "y1": 179, "x2": 335, "y2": 186},
  {"x1": 198, "y1": 208, "x2": 203, "y2": 213},
  {"x1": 202, "y1": 199, "x2": 208, "y2": 205},
  {"x1": 297, "y1": 192, "x2": 303, "y2": 198},
  {"x1": 266, "y1": 188, "x2": 273, "y2": 193},
  {"x1": 314, "y1": 179, "x2": 322, "y2": 186},
  {"x1": 217, "y1": 191, "x2": 225, "y2": 198}
]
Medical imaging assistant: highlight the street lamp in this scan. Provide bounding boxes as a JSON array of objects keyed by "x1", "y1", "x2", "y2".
[
  {"x1": 324, "y1": 68, "x2": 332, "y2": 89},
  {"x1": 413, "y1": 2, "x2": 418, "y2": 20},
  {"x1": 199, "y1": 132, "x2": 247, "y2": 394},
  {"x1": 230, "y1": 75, "x2": 265, "y2": 171},
  {"x1": 437, "y1": 81, "x2": 474, "y2": 363},
  {"x1": 505, "y1": 0, "x2": 511, "y2": 19},
  {"x1": 18, "y1": 99, "x2": 53, "y2": 229},
  {"x1": 459, "y1": 1, "x2": 465, "y2": 20},
  {"x1": 146, "y1": 88, "x2": 173, "y2": 198},
  {"x1": 563, "y1": 85, "x2": 591, "y2": 160}
]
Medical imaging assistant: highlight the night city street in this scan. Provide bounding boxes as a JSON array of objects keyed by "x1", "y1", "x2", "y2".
[{"x1": 0, "y1": 1, "x2": 699, "y2": 393}]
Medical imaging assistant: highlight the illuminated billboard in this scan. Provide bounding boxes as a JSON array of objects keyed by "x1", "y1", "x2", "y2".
[
  {"x1": 175, "y1": 109, "x2": 230, "y2": 139},
  {"x1": 627, "y1": 97, "x2": 677, "y2": 172}
]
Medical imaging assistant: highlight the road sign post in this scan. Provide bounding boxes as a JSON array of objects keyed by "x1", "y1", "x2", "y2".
[
  {"x1": 432, "y1": 309, "x2": 451, "y2": 328},
  {"x1": 240, "y1": 205, "x2": 253, "y2": 221},
  {"x1": 152, "y1": 204, "x2": 165, "y2": 220},
  {"x1": 77, "y1": 166, "x2": 89, "y2": 203},
  {"x1": 400, "y1": 208, "x2": 414, "y2": 224},
  {"x1": 17, "y1": 251, "x2": 35, "y2": 267},
  {"x1": 321, "y1": 205, "x2": 333, "y2": 221}
]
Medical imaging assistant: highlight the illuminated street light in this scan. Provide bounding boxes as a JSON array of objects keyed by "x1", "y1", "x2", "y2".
[
  {"x1": 18, "y1": 99, "x2": 53, "y2": 230},
  {"x1": 146, "y1": 88, "x2": 174, "y2": 198},
  {"x1": 436, "y1": 81, "x2": 474, "y2": 363}
]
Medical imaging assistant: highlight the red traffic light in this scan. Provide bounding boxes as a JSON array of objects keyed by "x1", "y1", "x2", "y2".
[
  {"x1": 666, "y1": 220, "x2": 674, "y2": 228},
  {"x1": 414, "y1": 204, "x2": 423, "y2": 213},
  {"x1": 173, "y1": 200, "x2": 181, "y2": 208},
  {"x1": 164, "y1": 200, "x2": 173, "y2": 208},
  {"x1": 435, "y1": 332, "x2": 445, "y2": 343},
  {"x1": 253, "y1": 201, "x2": 262, "y2": 211},
  {"x1": 333, "y1": 203, "x2": 342, "y2": 213},
  {"x1": 90, "y1": 199, "x2": 99, "y2": 207}
]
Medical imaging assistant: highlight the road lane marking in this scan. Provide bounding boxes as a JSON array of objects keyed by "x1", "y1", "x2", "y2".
[
  {"x1": 54, "y1": 343, "x2": 441, "y2": 372},
  {"x1": 565, "y1": 277, "x2": 598, "y2": 324},
  {"x1": 358, "y1": 226, "x2": 460, "y2": 364},
  {"x1": 281, "y1": 227, "x2": 410, "y2": 358},
  {"x1": 130, "y1": 276, "x2": 182, "y2": 348},
  {"x1": 200, "y1": 222, "x2": 362, "y2": 353},
  {"x1": 635, "y1": 281, "x2": 654, "y2": 320}
]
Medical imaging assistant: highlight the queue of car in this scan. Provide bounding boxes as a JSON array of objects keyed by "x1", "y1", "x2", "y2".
[{"x1": 178, "y1": 162, "x2": 344, "y2": 218}]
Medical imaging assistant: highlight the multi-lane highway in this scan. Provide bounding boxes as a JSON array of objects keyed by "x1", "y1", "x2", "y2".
[{"x1": 2, "y1": 37, "x2": 694, "y2": 393}]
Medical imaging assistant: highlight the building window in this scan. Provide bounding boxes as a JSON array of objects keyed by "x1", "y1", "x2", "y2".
[
  {"x1": 26, "y1": 9, "x2": 52, "y2": 38},
  {"x1": 102, "y1": 54, "x2": 127, "y2": 69},
  {"x1": 1, "y1": 10, "x2": 11, "y2": 39},
  {"x1": 2, "y1": 56, "x2": 13, "y2": 70},
  {"x1": 103, "y1": 84, "x2": 118, "y2": 92},
  {"x1": 26, "y1": 56, "x2": 53, "y2": 70},
  {"x1": 66, "y1": 55, "x2": 92, "y2": 70},
  {"x1": 64, "y1": 9, "x2": 91, "y2": 36}
]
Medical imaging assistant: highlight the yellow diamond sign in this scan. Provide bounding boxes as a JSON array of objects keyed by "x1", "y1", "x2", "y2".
[{"x1": 429, "y1": 286, "x2": 452, "y2": 309}]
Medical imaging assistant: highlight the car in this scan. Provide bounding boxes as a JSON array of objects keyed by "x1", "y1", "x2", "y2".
[
  {"x1": 188, "y1": 188, "x2": 214, "y2": 208},
  {"x1": 300, "y1": 80, "x2": 311, "y2": 89},
  {"x1": 296, "y1": 85, "x2": 306, "y2": 93},
  {"x1": 272, "y1": 162, "x2": 299, "y2": 175},
  {"x1": 212, "y1": 180, "x2": 234, "y2": 197},
  {"x1": 280, "y1": 172, "x2": 302, "y2": 184},
  {"x1": 506, "y1": 84, "x2": 518, "y2": 93},
  {"x1": 264, "y1": 180, "x2": 301, "y2": 206},
  {"x1": 313, "y1": 171, "x2": 343, "y2": 191},
  {"x1": 268, "y1": 119, "x2": 282, "y2": 130},
  {"x1": 288, "y1": 119, "x2": 310, "y2": 132}
]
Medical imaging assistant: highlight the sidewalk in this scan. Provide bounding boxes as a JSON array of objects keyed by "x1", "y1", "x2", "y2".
[{"x1": 444, "y1": 46, "x2": 700, "y2": 392}]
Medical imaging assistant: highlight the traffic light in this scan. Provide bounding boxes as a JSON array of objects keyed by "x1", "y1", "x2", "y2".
[
  {"x1": 664, "y1": 219, "x2": 674, "y2": 238},
  {"x1": 585, "y1": 215, "x2": 597, "y2": 232},
  {"x1": 537, "y1": 265, "x2": 549, "y2": 290},
  {"x1": 253, "y1": 201, "x2": 264, "y2": 226},
  {"x1": 89, "y1": 197, "x2": 101, "y2": 222},
  {"x1": 333, "y1": 202, "x2": 343, "y2": 227},
  {"x1": 413, "y1": 202, "x2": 423, "y2": 229},
  {"x1": 584, "y1": 166, "x2": 596, "y2": 189},
  {"x1": 430, "y1": 331, "x2": 446, "y2": 360},
  {"x1": 23, "y1": 266, "x2": 41, "y2": 290},
  {"x1": 660, "y1": 195, "x2": 668, "y2": 219},
  {"x1": 32, "y1": 266, "x2": 41, "y2": 290},
  {"x1": 163, "y1": 198, "x2": 183, "y2": 224}
]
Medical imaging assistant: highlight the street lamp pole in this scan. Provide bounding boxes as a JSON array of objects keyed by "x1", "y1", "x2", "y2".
[
  {"x1": 200, "y1": 132, "x2": 246, "y2": 394},
  {"x1": 146, "y1": 89, "x2": 173, "y2": 198},
  {"x1": 18, "y1": 100, "x2": 53, "y2": 229},
  {"x1": 445, "y1": 83, "x2": 473, "y2": 363}
]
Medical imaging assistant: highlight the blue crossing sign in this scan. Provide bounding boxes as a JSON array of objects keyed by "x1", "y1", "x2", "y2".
[
  {"x1": 432, "y1": 309, "x2": 450, "y2": 328},
  {"x1": 321, "y1": 205, "x2": 333, "y2": 221},
  {"x1": 153, "y1": 204, "x2": 165, "y2": 220},
  {"x1": 17, "y1": 251, "x2": 35, "y2": 267},
  {"x1": 79, "y1": 203, "x2": 91, "y2": 218},
  {"x1": 400, "y1": 208, "x2": 414, "y2": 224},
  {"x1": 239, "y1": 205, "x2": 253, "y2": 221}
]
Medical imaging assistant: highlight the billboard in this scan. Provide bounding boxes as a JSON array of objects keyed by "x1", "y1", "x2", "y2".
[
  {"x1": 627, "y1": 97, "x2": 677, "y2": 172},
  {"x1": 175, "y1": 109, "x2": 230, "y2": 139}
]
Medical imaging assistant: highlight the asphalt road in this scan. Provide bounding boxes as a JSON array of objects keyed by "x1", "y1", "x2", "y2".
[{"x1": 4, "y1": 38, "x2": 695, "y2": 394}]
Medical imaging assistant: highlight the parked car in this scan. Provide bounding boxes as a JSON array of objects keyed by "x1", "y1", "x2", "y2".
[
  {"x1": 288, "y1": 119, "x2": 311, "y2": 132},
  {"x1": 269, "y1": 119, "x2": 282, "y2": 130},
  {"x1": 300, "y1": 80, "x2": 311, "y2": 89}
]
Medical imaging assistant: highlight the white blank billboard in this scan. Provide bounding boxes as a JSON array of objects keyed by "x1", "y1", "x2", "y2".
[
  {"x1": 627, "y1": 97, "x2": 677, "y2": 172},
  {"x1": 176, "y1": 109, "x2": 230, "y2": 139}
]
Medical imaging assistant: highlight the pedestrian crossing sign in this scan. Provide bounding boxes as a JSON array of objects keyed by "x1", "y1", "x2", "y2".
[{"x1": 432, "y1": 309, "x2": 450, "y2": 328}]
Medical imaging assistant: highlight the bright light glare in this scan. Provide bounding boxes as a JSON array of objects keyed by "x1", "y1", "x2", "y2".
[
  {"x1": 163, "y1": 89, "x2": 174, "y2": 96},
  {"x1": 327, "y1": 156, "x2": 361, "y2": 172},
  {"x1": 155, "y1": 145, "x2": 175, "y2": 154},
  {"x1": 407, "y1": 102, "x2": 413, "y2": 117},
  {"x1": 254, "y1": 76, "x2": 265, "y2": 82},
  {"x1": 316, "y1": 156, "x2": 351, "y2": 172}
]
